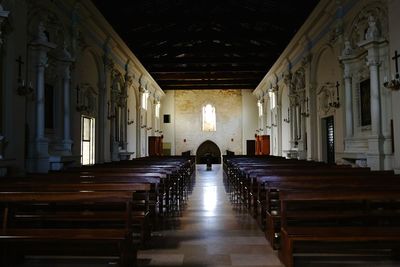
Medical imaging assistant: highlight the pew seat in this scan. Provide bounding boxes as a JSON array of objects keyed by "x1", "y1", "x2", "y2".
[{"x1": 0, "y1": 191, "x2": 137, "y2": 267}]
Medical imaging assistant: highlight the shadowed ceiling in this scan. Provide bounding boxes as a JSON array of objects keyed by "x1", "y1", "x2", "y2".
[{"x1": 93, "y1": 0, "x2": 320, "y2": 90}]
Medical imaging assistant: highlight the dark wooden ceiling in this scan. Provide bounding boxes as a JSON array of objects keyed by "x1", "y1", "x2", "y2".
[{"x1": 93, "y1": 0, "x2": 320, "y2": 90}]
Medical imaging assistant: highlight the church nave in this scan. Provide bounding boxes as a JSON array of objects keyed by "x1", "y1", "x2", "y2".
[{"x1": 137, "y1": 164, "x2": 283, "y2": 267}]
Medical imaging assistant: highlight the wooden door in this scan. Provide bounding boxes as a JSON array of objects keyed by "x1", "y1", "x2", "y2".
[
  {"x1": 325, "y1": 116, "x2": 335, "y2": 164},
  {"x1": 247, "y1": 140, "x2": 256, "y2": 156}
]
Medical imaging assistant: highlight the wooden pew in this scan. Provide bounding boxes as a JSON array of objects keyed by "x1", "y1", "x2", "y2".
[
  {"x1": 0, "y1": 191, "x2": 140, "y2": 267},
  {"x1": 254, "y1": 170, "x2": 397, "y2": 230},
  {"x1": 278, "y1": 190, "x2": 400, "y2": 267},
  {"x1": 262, "y1": 176, "x2": 400, "y2": 249}
]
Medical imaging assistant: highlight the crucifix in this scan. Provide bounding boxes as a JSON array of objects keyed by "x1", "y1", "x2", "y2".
[
  {"x1": 392, "y1": 50, "x2": 400, "y2": 76},
  {"x1": 335, "y1": 81, "x2": 340, "y2": 99},
  {"x1": 16, "y1": 56, "x2": 24, "y2": 82}
]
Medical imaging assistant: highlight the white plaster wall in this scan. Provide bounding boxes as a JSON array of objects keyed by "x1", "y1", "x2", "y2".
[
  {"x1": 389, "y1": 0, "x2": 400, "y2": 172},
  {"x1": 160, "y1": 91, "x2": 176, "y2": 155},
  {"x1": 315, "y1": 47, "x2": 344, "y2": 162},
  {"x1": 241, "y1": 90, "x2": 258, "y2": 154}
]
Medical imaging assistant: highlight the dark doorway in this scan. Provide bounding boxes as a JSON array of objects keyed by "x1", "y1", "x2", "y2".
[
  {"x1": 325, "y1": 116, "x2": 335, "y2": 164},
  {"x1": 196, "y1": 140, "x2": 221, "y2": 164},
  {"x1": 246, "y1": 140, "x2": 256, "y2": 155}
]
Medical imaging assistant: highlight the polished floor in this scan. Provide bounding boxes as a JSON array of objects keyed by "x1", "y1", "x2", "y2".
[{"x1": 137, "y1": 164, "x2": 283, "y2": 267}]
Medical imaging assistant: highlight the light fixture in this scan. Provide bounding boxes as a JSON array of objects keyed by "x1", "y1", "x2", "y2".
[
  {"x1": 284, "y1": 108, "x2": 290, "y2": 123},
  {"x1": 127, "y1": 109, "x2": 134, "y2": 125},
  {"x1": 384, "y1": 50, "x2": 400, "y2": 90}
]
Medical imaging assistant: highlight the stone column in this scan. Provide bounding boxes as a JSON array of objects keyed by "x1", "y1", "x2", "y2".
[
  {"x1": 358, "y1": 16, "x2": 386, "y2": 170},
  {"x1": 28, "y1": 22, "x2": 56, "y2": 172},
  {"x1": 368, "y1": 59, "x2": 381, "y2": 137},
  {"x1": 57, "y1": 46, "x2": 74, "y2": 154},
  {"x1": 110, "y1": 76, "x2": 120, "y2": 161},
  {"x1": 344, "y1": 65, "x2": 353, "y2": 138},
  {"x1": 138, "y1": 85, "x2": 148, "y2": 157},
  {"x1": 340, "y1": 41, "x2": 357, "y2": 152},
  {"x1": 289, "y1": 99, "x2": 295, "y2": 144},
  {"x1": 121, "y1": 73, "x2": 132, "y2": 151}
]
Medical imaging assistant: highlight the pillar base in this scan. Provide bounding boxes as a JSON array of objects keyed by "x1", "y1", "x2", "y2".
[
  {"x1": 111, "y1": 141, "x2": 121, "y2": 161},
  {"x1": 49, "y1": 155, "x2": 81, "y2": 171},
  {"x1": 26, "y1": 156, "x2": 50, "y2": 173},
  {"x1": 61, "y1": 139, "x2": 73, "y2": 154},
  {"x1": 367, "y1": 135, "x2": 384, "y2": 170},
  {"x1": 26, "y1": 138, "x2": 50, "y2": 173}
]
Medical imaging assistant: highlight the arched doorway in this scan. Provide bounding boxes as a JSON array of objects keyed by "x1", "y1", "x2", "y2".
[{"x1": 196, "y1": 140, "x2": 221, "y2": 164}]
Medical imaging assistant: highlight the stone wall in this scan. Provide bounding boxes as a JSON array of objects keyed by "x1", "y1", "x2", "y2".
[{"x1": 161, "y1": 89, "x2": 258, "y2": 156}]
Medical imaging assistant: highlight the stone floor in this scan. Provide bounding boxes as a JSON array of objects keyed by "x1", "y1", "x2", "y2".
[{"x1": 137, "y1": 164, "x2": 283, "y2": 267}]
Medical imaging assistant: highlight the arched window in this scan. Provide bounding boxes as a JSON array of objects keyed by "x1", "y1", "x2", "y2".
[
  {"x1": 269, "y1": 91, "x2": 276, "y2": 110},
  {"x1": 257, "y1": 100, "x2": 263, "y2": 117},
  {"x1": 202, "y1": 104, "x2": 216, "y2": 132}
]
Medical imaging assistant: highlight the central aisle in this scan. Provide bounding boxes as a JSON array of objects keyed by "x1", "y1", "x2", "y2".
[{"x1": 138, "y1": 164, "x2": 283, "y2": 267}]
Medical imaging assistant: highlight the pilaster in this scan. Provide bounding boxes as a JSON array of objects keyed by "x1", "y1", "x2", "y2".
[{"x1": 26, "y1": 22, "x2": 56, "y2": 173}]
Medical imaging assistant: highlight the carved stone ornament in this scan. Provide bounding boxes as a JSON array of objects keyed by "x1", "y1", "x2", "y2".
[
  {"x1": 37, "y1": 21, "x2": 48, "y2": 42},
  {"x1": 348, "y1": 6, "x2": 387, "y2": 50},
  {"x1": 329, "y1": 19, "x2": 344, "y2": 43},
  {"x1": 365, "y1": 15, "x2": 380, "y2": 41},
  {"x1": 104, "y1": 56, "x2": 115, "y2": 71},
  {"x1": 56, "y1": 42, "x2": 73, "y2": 62},
  {"x1": 293, "y1": 69, "x2": 305, "y2": 91},
  {"x1": 317, "y1": 82, "x2": 336, "y2": 115},
  {"x1": 342, "y1": 40, "x2": 354, "y2": 57},
  {"x1": 283, "y1": 71, "x2": 292, "y2": 87},
  {"x1": 77, "y1": 83, "x2": 98, "y2": 115},
  {"x1": 302, "y1": 54, "x2": 312, "y2": 67},
  {"x1": 124, "y1": 74, "x2": 133, "y2": 88}
]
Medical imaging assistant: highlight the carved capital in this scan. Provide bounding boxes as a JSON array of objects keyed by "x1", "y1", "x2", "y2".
[
  {"x1": 366, "y1": 57, "x2": 380, "y2": 67},
  {"x1": 104, "y1": 56, "x2": 114, "y2": 71},
  {"x1": 283, "y1": 71, "x2": 292, "y2": 87},
  {"x1": 343, "y1": 64, "x2": 352, "y2": 79},
  {"x1": 301, "y1": 54, "x2": 312, "y2": 67},
  {"x1": 124, "y1": 74, "x2": 133, "y2": 88}
]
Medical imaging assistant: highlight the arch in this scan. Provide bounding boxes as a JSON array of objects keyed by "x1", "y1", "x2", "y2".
[
  {"x1": 77, "y1": 48, "x2": 102, "y2": 92},
  {"x1": 196, "y1": 140, "x2": 221, "y2": 164}
]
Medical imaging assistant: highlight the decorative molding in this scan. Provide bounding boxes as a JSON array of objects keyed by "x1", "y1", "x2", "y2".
[
  {"x1": 76, "y1": 83, "x2": 98, "y2": 115},
  {"x1": 317, "y1": 82, "x2": 337, "y2": 115}
]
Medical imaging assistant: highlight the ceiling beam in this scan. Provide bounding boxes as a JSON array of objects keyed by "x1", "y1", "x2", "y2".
[
  {"x1": 158, "y1": 78, "x2": 258, "y2": 86},
  {"x1": 160, "y1": 84, "x2": 258, "y2": 90},
  {"x1": 147, "y1": 65, "x2": 268, "y2": 73},
  {"x1": 152, "y1": 71, "x2": 265, "y2": 80}
]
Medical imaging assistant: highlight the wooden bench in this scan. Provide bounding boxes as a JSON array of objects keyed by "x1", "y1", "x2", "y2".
[
  {"x1": 278, "y1": 190, "x2": 400, "y2": 267},
  {"x1": 0, "y1": 191, "x2": 138, "y2": 267},
  {"x1": 263, "y1": 177, "x2": 400, "y2": 249},
  {"x1": 255, "y1": 171, "x2": 398, "y2": 231}
]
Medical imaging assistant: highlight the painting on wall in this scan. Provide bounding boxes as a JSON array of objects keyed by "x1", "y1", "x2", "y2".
[{"x1": 359, "y1": 79, "x2": 371, "y2": 127}]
